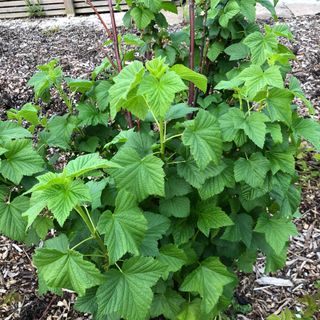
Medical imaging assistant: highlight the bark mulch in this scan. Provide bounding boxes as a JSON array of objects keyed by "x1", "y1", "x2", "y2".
[{"x1": 0, "y1": 14, "x2": 319, "y2": 320}]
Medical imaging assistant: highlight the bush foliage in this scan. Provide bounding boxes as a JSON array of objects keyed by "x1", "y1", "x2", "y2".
[{"x1": 1, "y1": 0, "x2": 319, "y2": 319}]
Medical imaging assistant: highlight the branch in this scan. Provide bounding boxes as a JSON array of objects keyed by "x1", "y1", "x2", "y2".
[
  {"x1": 194, "y1": 0, "x2": 209, "y2": 105},
  {"x1": 86, "y1": 0, "x2": 113, "y2": 38},
  {"x1": 107, "y1": 0, "x2": 122, "y2": 72},
  {"x1": 188, "y1": 0, "x2": 195, "y2": 107},
  {"x1": 107, "y1": 0, "x2": 134, "y2": 128},
  {"x1": 86, "y1": 0, "x2": 117, "y2": 70}
]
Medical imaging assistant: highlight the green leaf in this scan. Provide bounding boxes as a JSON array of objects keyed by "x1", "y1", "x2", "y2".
[
  {"x1": 123, "y1": 34, "x2": 145, "y2": 47},
  {"x1": 197, "y1": 203, "x2": 233, "y2": 237},
  {"x1": 289, "y1": 76, "x2": 314, "y2": 113},
  {"x1": 138, "y1": 70, "x2": 187, "y2": 118},
  {"x1": 43, "y1": 180, "x2": 91, "y2": 226},
  {"x1": 254, "y1": 215, "x2": 298, "y2": 255},
  {"x1": 219, "y1": 0, "x2": 240, "y2": 28},
  {"x1": 64, "y1": 153, "x2": 119, "y2": 178},
  {"x1": 151, "y1": 288, "x2": 185, "y2": 320},
  {"x1": 165, "y1": 104, "x2": 197, "y2": 122},
  {"x1": 93, "y1": 80, "x2": 111, "y2": 111},
  {"x1": 224, "y1": 42, "x2": 250, "y2": 61},
  {"x1": 38, "y1": 272, "x2": 63, "y2": 296},
  {"x1": 130, "y1": 7, "x2": 155, "y2": 29},
  {"x1": 172, "y1": 219, "x2": 195, "y2": 245},
  {"x1": 198, "y1": 161, "x2": 235, "y2": 199},
  {"x1": 123, "y1": 94, "x2": 149, "y2": 120},
  {"x1": 267, "y1": 149, "x2": 295, "y2": 175},
  {"x1": 8, "y1": 103, "x2": 40, "y2": 128},
  {"x1": 218, "y1": 108, "x2": 244, "y2": 142},
  {"x1": 33, "y1": 216, "x2": 54, "y2": 239},
  {"x1": 161, "y1": 1, "x2": 178, "y2": 13},
  {"x1": 238, "y1": 65, "x2": 283, "y2": 98},
  {"x1": 182, "y1": 110, "x2": 222, "y2": 170},
  {"x1": 77, "y1": 102, "x2": 108, "y2": 126},
  {"x1": 157, "y1": 244, "x2": 187, "y2": 279},
  {"x1": 0, "y1": 196, "x2": 29, "y2": 241},
  {"x1": 97, "y1": 191, "x2": 147, "y2": 263},
  {"x1": 271, "y1": 180, "x2": 301, "y2": 218},
  {"x1": 108, "y1": 147, "x2": 165, "y2": 201},
  {"x1": 171, "y1": 64, "x2": 207, "y2": 93},
  {"x1": 0, "y1": 139, "x2": 44, "y2": 184},
  {"x1": 243, "y1": 31, "x2": 278, "y2": 65},
  {"x1": 240, "y1": 0, "x2": 256, "y2": 22},
  {"x1": 208, "y1": 0, "x2": 221, "y2": 19},
  {"x1": 67, "y1": 79, "x2": 94, "y2": 94},
  {"x1": 164, "y1": 174, "x2": 192, "y2": 198},
  {"x1": 177, "y1": 157, "x2": 206, "y2": 189},
  {"x1": 137, "y1": 0, "x2": 162, "y2": 12},
  {"x1": 219, "y1": 108, "x2": 270, "y2": 148},
  {"x1": 265, "y1": 88, "x2": 293, "y2": 126},
  {"x1": 109, "y1": 61, "x2": 145, "y2": 118},
  {"x1": 180, "y1": 257, "x2": 235, "y2": 312},
  {"x1": 146, "y1": 57, "x2": 168, "y2": 78},
  {"x1": 86, "y1": 179, "x2": 108, "y2": 210},
  {"x1": 45, "y1": 234, "x2": 69, "y2": 251},
  {"x1": 272, "y1": 24, "x2": 293, "y2": 39},
  {"x1": 292, "y1": 118, "x2": 320, "y2": 150},
  {"x1": 257, "y1": 0, "x2": 277, "y2": 18},
  {"x1": 27, "y1": 71, "x2": 51, "y2": 101},
  {"x1": 159, "y1": 196, "x2": 190, "y2": 218},
  {"x1": 22, "y1": 196, "x2": 47, "y2": 229},
  {"x1": 237, "y1": 250, "x2": 257, "y2": 273},
  {"x1": 0, "y1": 121, "x2": 32, "y2": 142},
  {"x1": 96, "y1": 256, "x2": 164, "y2": 320},
  {"x1": 33, "y1": 248, "x2": 103, "y2": 296},
  {"x1": 92, "y1": 58, "x2": 111, "y2": 80},
  {"x1": 75, "y1": 288, "x2": 98, "y2": 315},
  {"x1": 234, "y1": 153, "x2": 271, "y2": 188},
  {"x1": 27, "y1": 61, "x2": 62, "y2": 101},
  {"x1": 27, "y1": 174, "x2": 91, "y2": 226},
  {"x1": 242, "y1": 112, "x2": 270, "y2": 148},
  {"x1": 207, "y1": 41, "x2": 225, "y2": 62},
  {"x1": 79, "y1": 136, "x2": 100, "y2": 153},
  {"x1": 266, "y1": 123, "x2": 283, "y2": 144},
  {"x1": 123, "y1": 131, "x2": 154, "y2": 156},
  {"x1": 221, "y1": 213, "x2": 254, "y2": 248},
  {"x1": 140, "y1": 212, "x2": 170, "y2": 256},
  {"x1": 45, "y1": 115, "x2": 77, "y2": 149},
  {"x1": 104, "y1": 128, "x2": 135, "y2": 149},
  {"x1": 177, "y1": 299, "x2": 205, "y2": 320}
]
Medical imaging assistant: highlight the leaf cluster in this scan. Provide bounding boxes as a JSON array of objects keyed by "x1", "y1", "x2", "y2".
[{"x1": 1, "y1": 1, "x2": 319, "y2": 320}]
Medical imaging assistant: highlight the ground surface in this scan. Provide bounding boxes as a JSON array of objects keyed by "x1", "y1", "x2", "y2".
[{"x1": 0, "y1": 14, "x2": 319, "y2": 320}]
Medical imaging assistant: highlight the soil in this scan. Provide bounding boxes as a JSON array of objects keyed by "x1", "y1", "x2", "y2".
[{"x1": 0, "y1": 13, "x2": 319, "y2": 320}]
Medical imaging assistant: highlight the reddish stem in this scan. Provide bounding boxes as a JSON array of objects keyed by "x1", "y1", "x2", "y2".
[
  {"x1": 188, "y1": 0, "x2": 195, "y2": 107},
  {"x1": 107, "y1": 0, "x2": 133, "y2": 128},
  {"x1": 107, "y1": 0, "x2": 122, "y2": 72},
  {"x1": 194, "y1": 1, "x2": 209, "y2": 106},
  {"x1": 86, "y1": 0, "x2": 113, "y2": 38},
  {"x1": 85, "y1": 0, "x2": 117, "y2": 70}
]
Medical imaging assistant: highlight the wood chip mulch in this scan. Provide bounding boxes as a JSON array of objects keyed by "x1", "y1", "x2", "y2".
[{"x1": 0, "y1": 14, "x2": 319, "y2": 320}]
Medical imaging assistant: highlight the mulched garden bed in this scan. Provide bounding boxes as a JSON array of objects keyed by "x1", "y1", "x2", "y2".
[{"x1": 0, "y1": 14, "x2": 319, "y2": 320}]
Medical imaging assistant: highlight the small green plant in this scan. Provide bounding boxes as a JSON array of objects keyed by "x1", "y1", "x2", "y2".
[
  {"x1": 1, "y1": 1, "x2": 320, "y2": 320},
  {"x1": 267, "y1": 282, "x2": 320, "y2": 319},
  {"x1": 25, "y1": 0, "x2": 44, "y2": 18},
  {"x1": 42, "y1": 26, "x2": 61, "y2": 36}
]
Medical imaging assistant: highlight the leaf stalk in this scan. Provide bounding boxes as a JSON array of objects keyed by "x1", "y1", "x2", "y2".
[{"x1": 75, "y1": 206, "x2": 108, "y2": 260}]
